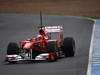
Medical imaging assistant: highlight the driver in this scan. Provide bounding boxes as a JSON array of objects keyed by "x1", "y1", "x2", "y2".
[
  {"x1": 37, "y1": 29, "x2": 48, "y2": 40},
  {"x1": 36, "y1": 29, "x2": 48, "y2": 47}
]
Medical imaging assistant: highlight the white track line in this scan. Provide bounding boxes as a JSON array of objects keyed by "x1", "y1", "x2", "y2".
[{"x1": 87, "y1": 20, "x2": 96, "y2": 75}]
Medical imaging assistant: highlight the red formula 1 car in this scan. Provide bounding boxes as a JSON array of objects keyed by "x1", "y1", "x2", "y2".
[
  {"x1": 5, "y1": 13, "x2": 75, "y2": 63},
  {"x1": 5, "y1": 25, "x2": 75, "y2": 63}
]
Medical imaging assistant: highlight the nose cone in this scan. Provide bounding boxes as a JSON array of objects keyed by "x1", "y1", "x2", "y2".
[{"x1": 23, "y1": 42, "x2": 33, "y2": 49}]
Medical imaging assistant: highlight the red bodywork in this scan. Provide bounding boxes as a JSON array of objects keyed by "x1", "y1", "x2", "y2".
[
  {"x1": 6, "y1": 26, "x2": 63, "y2": 62},
  {"x1": 20, "y1": 29, "x2": 49, "y2": 52}
]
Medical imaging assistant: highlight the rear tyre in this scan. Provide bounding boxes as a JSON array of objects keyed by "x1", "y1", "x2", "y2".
[
  {"x1": 7, "y1": 42, "x2": 20, "y2": 55},
  {"x1": 62, "y1": 37, "x2": 75, "y2": 57}
]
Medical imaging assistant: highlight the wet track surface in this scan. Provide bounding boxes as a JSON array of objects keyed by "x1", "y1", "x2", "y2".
[{"x1": 0, "y1": 14, "x2": 94, "y2": 75}]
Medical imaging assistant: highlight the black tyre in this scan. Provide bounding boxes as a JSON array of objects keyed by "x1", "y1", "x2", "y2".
[
  {"x1": 62, "y1": 37, "x2": 75, "y2": 57},
  {"x1": 7, "y1": 42, "x2": 20, "y2": 55}
]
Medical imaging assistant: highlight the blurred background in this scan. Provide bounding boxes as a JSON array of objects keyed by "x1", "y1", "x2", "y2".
[{"x1": 0, "y1": 0, "x2": 100, "y2": 18}]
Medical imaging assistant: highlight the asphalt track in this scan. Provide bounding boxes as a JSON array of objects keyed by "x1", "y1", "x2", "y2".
[{"x1": 0, "y1": 14, "x2": 94, "y2": 75}]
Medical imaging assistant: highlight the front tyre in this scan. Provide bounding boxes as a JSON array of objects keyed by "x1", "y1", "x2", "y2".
[
  {"x1": 7, "y1": 42, "x2": 20, "y2": 55},
  {"x1": 62, "y1": 37, "x2": 75, "y2": 57}
]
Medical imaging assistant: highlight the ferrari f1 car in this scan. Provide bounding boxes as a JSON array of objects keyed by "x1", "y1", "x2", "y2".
[{"x1": 5, "y1": 13, "x2": 75, "y2": 63}]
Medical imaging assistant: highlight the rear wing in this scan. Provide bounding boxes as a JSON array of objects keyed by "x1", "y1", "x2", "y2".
[
  {"x1": 38, "y1": 12, "x2": 63, "y2": 33},
  {"x1": 43, "y1": 26, "x2": 63, "y2": 33}
]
